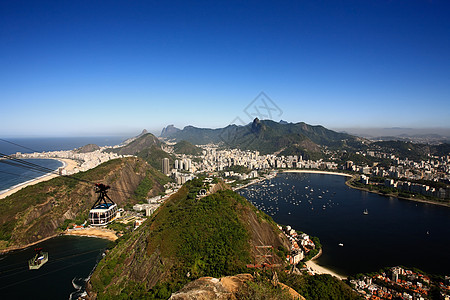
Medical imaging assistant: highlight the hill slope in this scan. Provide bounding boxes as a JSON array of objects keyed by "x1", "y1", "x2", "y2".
[
  {"x1": 0, "y1": 157, "x2": 169, "y2": 251},
  {"x1": 173, "y1": 140, "x2": 203, "y2": 156},
  {"x1": 110, "y1": 132, "x2": 175, "y2": 172},
  {"x1": 113, "y1": 133, "x2": 161, "y2": 155},
  {"x1": 88, "y1": 179, "x2": 290, "y2": 299}
]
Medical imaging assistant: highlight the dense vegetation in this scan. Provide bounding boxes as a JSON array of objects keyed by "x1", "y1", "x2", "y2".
[
  {"x1": 278, "y1": 272, "x2": 362, "y2": 300},
  {"x1": 235, "y1": 273, "x2": 292, "y2": 299},
  {"x1": 137, "y1": 145, "x2": 175, "y2": 172},
  {"x1": 91, "y1": 179, "x2": 262, "y2": 299},
  {"x1": 172, "y1": 140, "x2": 202, "y2": 156}
]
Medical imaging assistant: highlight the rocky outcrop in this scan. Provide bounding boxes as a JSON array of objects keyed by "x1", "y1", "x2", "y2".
[
  {"x1": 170, "y1": 274, "x2": 305, "y2": 300},
  {"x1": 170, "y1": 274, "x2": 253, "y2": 300},
  {"x1": 160, "y1": 124, "x2": 181, "y2": 137},
  {"x1": 75, "y1": 143, "x2": 100, "y2": 153}
]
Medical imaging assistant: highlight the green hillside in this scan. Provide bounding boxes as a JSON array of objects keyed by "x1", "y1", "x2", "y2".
[
  {"x1": 173, "y1": 140, "x2": 203, "y2": 156},
  {"x1": 0, "y1": 157, "x2": 169, "y2": 250},
  {"x1": 89, "y1": 179, "x2": 290, "y2": 299},
  {"x1": 113, "y1": 133, "x2": 162, "y2": 155}
]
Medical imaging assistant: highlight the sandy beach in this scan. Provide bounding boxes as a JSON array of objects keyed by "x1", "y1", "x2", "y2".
[
  {"x1": 282, "y1": 169, "x2": 352, "y2": 178},
  {"x1": 305, "y1": 260, "x2": 347, "y2": 280},
  {"x1": 0, "y1": 158, "x2": 78, "y2": 200},
  {"x1": 304, "y1": 249, "x2": 347, "y2": 280},
  {"x1": 64, "y1": 227, "x2": 118, "y2": 241}
]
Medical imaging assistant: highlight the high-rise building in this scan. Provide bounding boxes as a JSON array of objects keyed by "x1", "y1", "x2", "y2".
[{"x1": 162, "y1": 158, "x2": 170, "y2": 175}]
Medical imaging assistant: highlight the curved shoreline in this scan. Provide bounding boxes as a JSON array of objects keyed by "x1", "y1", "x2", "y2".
[
  {"x1": 303, "y1": 248, "x2": 347, "y2": 280},
  {"x1": 64, "y1": 228, "x2": 118, "y2": 241},
  {"x1": 0, "y1": 229, "x2": 116, "y2": 254},
  {"x1": 282, "y1": 169, "x2": 352, "y2": 178},
  {"x1": 0, "y1": 234, "x2": 59, "y2": 254},
  {"x1": 345, "y1": 177, "x2": 450, "y2": 208},
  {"x1": 0, "y1": 158, "x2": 78, "y2": 200},
  {"x1": 281, "y1": 169, "x2": 449, "y2": 208}
]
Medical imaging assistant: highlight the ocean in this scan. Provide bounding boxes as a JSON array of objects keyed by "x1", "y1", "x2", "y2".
[
  {"x1": 0, "y1": 136, "x2": 126, "y2": 155},
  {"x1": 238, "y1": 172, "x2": 450, "y2": 277},
  {"x1": 0, "y1": 159, "x2": 64, "y2": 192},
  {"x1": 0, "y1": 136, "x2": 126, "y2": 192}
]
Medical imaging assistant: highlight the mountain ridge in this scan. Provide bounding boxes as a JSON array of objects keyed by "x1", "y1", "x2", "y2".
[{"x1": 160, "y1": 118, "x2": 362, "y2": 157}]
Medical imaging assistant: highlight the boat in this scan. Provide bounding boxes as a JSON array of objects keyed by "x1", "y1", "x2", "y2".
[
  {"x1": 338, "y1": 243, "x2": 344, "y2": 247},
  {"x1": 363, "y1": 209, "x2": 369, "y2": 215},
  {"x1": 29, "y1": 248, "x2": 48, "y2": 270}
]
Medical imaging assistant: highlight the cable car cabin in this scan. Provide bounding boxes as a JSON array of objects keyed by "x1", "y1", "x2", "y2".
[
  {"x1": 89, "y1": 203, "x2": 118, "y2": 226},
  {"x1": 89, "y1": 183, "x2": 118, "y2": 226}
]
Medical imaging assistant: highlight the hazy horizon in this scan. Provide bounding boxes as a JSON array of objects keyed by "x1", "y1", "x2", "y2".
[{"x1": 2, "y1": 120, "x2": 450, "y2": 140}]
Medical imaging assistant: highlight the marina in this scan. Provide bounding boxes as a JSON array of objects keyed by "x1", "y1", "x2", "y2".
[{"x1": 238, "y1": 172, "x2": 450, "y2": 277}]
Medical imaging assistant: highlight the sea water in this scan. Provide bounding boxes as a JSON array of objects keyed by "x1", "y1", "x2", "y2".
[
  {"x1": 238, "y1": 172, "x2": 450, "y2": 276},
  {"x1": 0, "y1": 136, "x2": 126, "y2": 191},
  {"x1": 0, "y1": 236, "x2": 111, "y2": 299}
]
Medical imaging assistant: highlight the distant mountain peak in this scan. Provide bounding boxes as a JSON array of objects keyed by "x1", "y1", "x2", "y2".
[
  {"x1": 160, "y1": 124, "x2": 181, "y2": 137},
  {"x1": 75, "y1": 143, "x2": 100, "y2": 153},
  {"x1": 251, "y1": 118, "x2": 264, "y2": 133}
]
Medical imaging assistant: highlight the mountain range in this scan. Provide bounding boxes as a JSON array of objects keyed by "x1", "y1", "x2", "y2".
[{"x1": 160, "y1": 118, "x2": 363, "y2": 158}]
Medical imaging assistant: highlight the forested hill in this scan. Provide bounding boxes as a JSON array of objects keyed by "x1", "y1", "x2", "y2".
[
  {"x1": 88, "y1": 179, "x2": 291, "y2": 299},
  {"x1": 88, "y1": 178, "x2": 361, "y2": 300},
  {"x1": 0, "y1": 157, "x2": 169, "y2": 251},
  {"x1": 109, "y1": 132, "x2": 175, "y2": 171}
]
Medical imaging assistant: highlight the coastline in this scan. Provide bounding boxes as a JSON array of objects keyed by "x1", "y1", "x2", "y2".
[
  {"x1": 0, "y1": 158, "x2": 78, "y2": 200},
  {"x1": 0, "y1": 228, "x2": 116, "y2": 254},
  {"x1": 64, "y1": 227, "x2": 118, "y2": 241},
  {"x1": 282, "y1": 169, "x2": 352, "y2": 178},
  {"x1": 281, "y1": 169, "x2": 449, "y2": 208},
  {"x1": 0, "y1": 234, "x2": 58, "y2": 254},
  {"x1": 233, "y1": 176, "x2": 271, "y2": 191},
  {"x1": 304, "y1": 248, "x2": 347, "y2": 280},
  {"x1": 345, "y1": 177, "x2": 450, "y2": 208}
]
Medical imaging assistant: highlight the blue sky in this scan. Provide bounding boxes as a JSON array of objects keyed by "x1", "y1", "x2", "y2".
[{"x1": 1, "y1": 0, "x2": 449, "y2": 137}]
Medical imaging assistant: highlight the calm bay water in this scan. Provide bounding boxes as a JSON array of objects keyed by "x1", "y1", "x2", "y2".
[
  {"x1": 0, "y1": 236, "x2": 111, "y2": 300},
  {"x1": 238, "y1": 172, "x2": 450, "y2": 276}
]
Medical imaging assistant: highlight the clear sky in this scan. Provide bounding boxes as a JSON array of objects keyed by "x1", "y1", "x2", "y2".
[{"x1": 1, "y1": 0, "x2": 449, "y2": 137}]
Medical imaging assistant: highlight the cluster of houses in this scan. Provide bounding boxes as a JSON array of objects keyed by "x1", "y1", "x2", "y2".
[
  {"x1": 278, "y1": 225, "x2": 316, "y2": 265},
  {"x1": 350, "y1": 266, "x2": 450, "y2": 300},
  {"x1": 359, "y1": 175, "x2": 450, "y2": 199}
]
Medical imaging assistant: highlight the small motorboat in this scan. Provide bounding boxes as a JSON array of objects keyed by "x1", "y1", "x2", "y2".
[
  {"x1": 363, "y1": 209, "x2": 369, "y2": 215},
  {"x1": 338, "y1": 243, "x2": 344, "y2": 247},
  {"x1": 29, "y1": 247, "x2": 48, "y2": 270}
]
